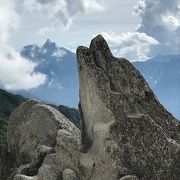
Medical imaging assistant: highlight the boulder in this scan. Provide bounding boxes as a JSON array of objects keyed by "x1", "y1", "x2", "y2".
[
  {"x1": 42, "y1": 154, "x2": 57, "y2": 166},
  {"x1": 62, "y1": 169, "x2": 78, "y2": 180},
  {"x1": 77, "y1": 35, "x2": 180, "y2": 179},
  {"x1": 7, "y1": 100, "x2": 80, "y2": 166},
  {"x1": 6, "y1": 100, "x2": 80, "y2": 180},
  {"x1": 55, "y1": 129, "x2": 80, "y2": 174},
  {"x1": 37, "y1": 165, "x2": 60, "y2": 180}
]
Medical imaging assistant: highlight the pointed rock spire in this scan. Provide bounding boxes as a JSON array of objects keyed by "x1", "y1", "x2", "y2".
[{"x1": 77, "y1": 34, "x2": 180, "y2": 179}]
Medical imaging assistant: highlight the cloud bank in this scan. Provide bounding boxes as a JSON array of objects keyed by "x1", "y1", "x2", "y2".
[
  {"x1": 0, "y1": 0, "x2": 46, "y2": 91},
  {"x1": 0, "y1": 0, "x2": 105, "y2": 91},
  {"x1": 136, "y1": 0, "x2": 180, "y2": 55},
  {"x1": 22, "y1": 0, "x2": 105, "y2": 28},
  {"x1": 103, "y1": 0, "x2": 180, "y2": 61},
  {"x1": 102, "y1": 32, "x2": 159, "y2": 61}
]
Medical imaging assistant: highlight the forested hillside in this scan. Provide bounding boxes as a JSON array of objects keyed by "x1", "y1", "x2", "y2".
[{"x1": 0, "y1": 89, "x2": 26, "y2": 151}]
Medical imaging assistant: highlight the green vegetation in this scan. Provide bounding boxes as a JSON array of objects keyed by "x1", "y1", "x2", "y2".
[
  {"x1": 0, "y1": 89, "x2": 26, "y2": 151},
  {"x1": 0, "y1": 117, "x2": 8, "y2": 151}
]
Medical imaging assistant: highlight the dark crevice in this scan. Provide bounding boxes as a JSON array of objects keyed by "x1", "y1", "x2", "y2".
[{"x1": 78, "y1": 103, "x2": 93, "y2": 153}]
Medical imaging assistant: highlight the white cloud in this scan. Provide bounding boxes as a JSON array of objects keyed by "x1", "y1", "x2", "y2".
[
  {"x1": 135, "y1": 0, "x2": 180, "y2": 54},
  {"x1": 0, "y1": 0, "x2": 20, "y2": 44},
  {"x1": 102, "y1": 0, "x2": 180, "y2": 61},
  {"x1": 101, "y1": 32, "x2": 159, "y2": 61},
  {"x1": 0, "y1": 0, "x2": 46, "y2": 91},
  {"x1": 48, "y1": 78, "x2": 62, "y2": 90},
  {"x1": 22, "y1": 0, "x2": 105, "y2": 28},
  {"x1": 162, "y1": 16, "x2": 179, "y2": 31},
  {"x1": 37, "y1": 27, "x2": 55, "y2": 36},
  {"x1": 0, "y1": 49, "x2": 46, "y2": 90},
  {"x1": 84, "y1": 0, "x2": 105, "y2": 14}
]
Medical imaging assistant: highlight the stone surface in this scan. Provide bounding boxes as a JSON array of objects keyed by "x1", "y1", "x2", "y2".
[
  {"x1": 7, "y1": 100, "x2": 80, "y2": 166},
  {"x1": 15, "y1": 145, "x2": 55, "y2": 177},
  {"x1": 62, "y1": 169, "x2": 77, "y2": 180},
  {"x1": 76, "y1": 35, "x2": 180, "y2": 179},
  {"x1": 37, "y1": 165, "x2": 60, "y2": 180},
  {"x1": 55, "y1": 129, "x2": 80, "y2": 174},
  {"x1": 5, "y1": 100, "x2": 80, "y2": 180},
  {"x1": 119, "y1": 175, "x2": 139, "y2": 180},
  {"x1": 42, "y1": 154, "x2": 57, "y2": 166},
  {"x1": 14, "y1": 174, "x2": 37, "y2": 180}
]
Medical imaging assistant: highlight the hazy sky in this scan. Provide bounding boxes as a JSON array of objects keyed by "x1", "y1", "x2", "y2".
[
  {"x1": 1, "y1": 0, "x2": 180, "y2": 91},
  {"x1": 12, "y1": 1, "x2": 139, "y2": 49}
]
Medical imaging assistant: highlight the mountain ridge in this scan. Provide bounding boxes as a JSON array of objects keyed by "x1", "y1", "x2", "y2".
[{"x1": 20, "y1": 39, "x2": 79, "y2": 107}]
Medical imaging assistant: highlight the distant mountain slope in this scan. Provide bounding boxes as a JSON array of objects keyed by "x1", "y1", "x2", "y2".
[
  {"x1": 133, "y1": 55, "x2": 180, "y2": 119},
  {"x1": 20, "y1": 39, "x2": 79, "y2": 107},
  {"x1": 0, "y1": 89, "x2": 80, "y2": 152},
  {"x1": 0, "y1": 89, "x2": 26, "y2": 151}
]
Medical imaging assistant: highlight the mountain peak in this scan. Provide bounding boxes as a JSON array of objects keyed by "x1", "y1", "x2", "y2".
[
  {"x1": 43, "y1": 39, "x2": 57, "y2": 50},
  {"x1": 46, "y1": 38, "x2": 53, "y2": 44}
]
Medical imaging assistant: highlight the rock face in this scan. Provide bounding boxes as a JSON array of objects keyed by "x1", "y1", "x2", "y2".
[
  {"x1": 62, "y1": 169, "x2": 77, "y2": 180},
  {"x1": 2, "y1": 100, "x2": 80, "y2": 180},
  {"x1": 2, "y1": 35, "x2": 180, "y2": 180},
  {"x1": 8, "y1": 100, "x2": 79, "y2": 166},
  {"x1": 77, "y1": 35, "x2": 180, "y2": 179}
]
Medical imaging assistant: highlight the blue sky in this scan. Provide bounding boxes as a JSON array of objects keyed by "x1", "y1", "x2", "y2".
[{"x1": 0, "y1": 0, "x2": 180, "y2": 91}]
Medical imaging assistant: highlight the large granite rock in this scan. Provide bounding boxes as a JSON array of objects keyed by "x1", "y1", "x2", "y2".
[
  {"x1": 4, "y1": 100, "x2": 80, "y2": 180},
  {"x1": 7, "y1": 100, "x2": 79, "y2": 166},
  {"x1": 77, "y1": 35, "x2": 180, "y2": 179},
  {"x1": 37, "y1": 165, "x2": 60, "y2": 180},
  {"x1": 55, "y1": 129, "x2": 80, "y2": 173}
]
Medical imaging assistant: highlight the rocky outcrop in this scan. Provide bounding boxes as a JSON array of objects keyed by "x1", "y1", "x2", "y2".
[
  {"x1": 76, "y1": 35, "x2": 180, "y2": 179},
  {"x1": 2, "y1": 35, "x2": 180, "y2": 180},
  {"x1": 62, "y1": 169, "x2": 78, "y2": 180},
  {"x1": 2, "y1": 100, "x2": 80, "y2": 180},
  {"x1": 8, "y1": 100, "x2": 79, "y2": 166}
]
